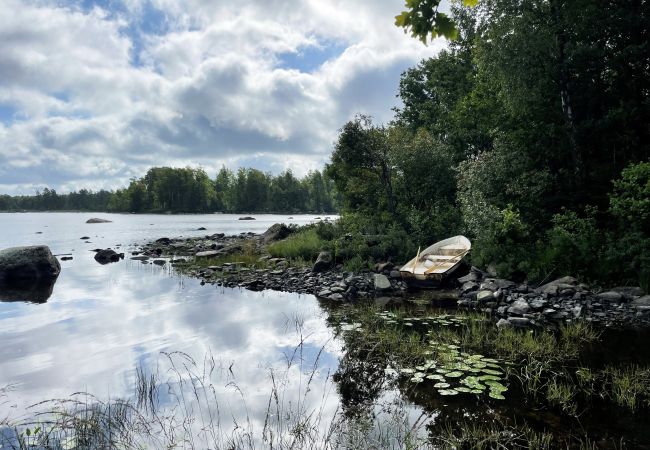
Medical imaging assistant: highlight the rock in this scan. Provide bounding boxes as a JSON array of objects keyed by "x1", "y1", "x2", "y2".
[
  {"x1": 610, "y1": 286, "x2": 645, "y2": 298},
  {"x1": 476, "y1": 290, "x2": 494, "y2": 302},
  {"x1": 508, "y1": 299, "x2": 531, "y2": 315},
  {"x1": 312, "y1": 251, "x2": 333, "y2": 273},
  {"x1": 631, "y1": 296, "x2": 650, "y2": 307},
  {"x1": 153, "y1": 259, "x2": 166, "y2": 266},
  {"x1": 80, "y1": 236, "x2": 90, "y2": 240},
  {"x1": 94, "y1": 249, "x2": 124, "y2": 265},
  {"x1": 60, "y1": 256, "x2": 73, "y2": 261},
  {"x1": 238, "y1": 216, "x2": 255, "y2": 220},
  {"x1": 596, "y1": 291, "x2": 623, "y2": 303},
  {"x1": 374, "y1": 262, "x2": 394, "y2": 272},
  {"x1": 538, "y1": 276, "x2": 579, "y2": 295},
  {"x1": 131, "y1": 256, "x2": 150, "y2": 261},
  {"x1": 529, "y1": 298, "x2": 548, "y2": 310},
  {"x1": 263, "y1": 223, "x2": 294, "y2": 243},
  {"x1": 461, "y1": 281, "x2": 478, "y2": 294},
  {"x1": 156, "y1": 237, "x2": 172, "y2": 245},
  {"x1": 0, "y1": 245, "x2": 61, "y2": 283},
  {"x1": 457, "y1": 271, "x2": 480, "y2": 283},
  {"x1": 195, "y1": 250, "x2": 222, "y2": 258},
  {"x1": 389, "y1": 270, "x2": 401, "y2": 279},
  {"x1": 496, "y1": 318, "x2": 512, "y2": 329},
  {"x1": 508, "y1": 317, "x2": 532, "y2": 328},
  {"x1": 197, "y1": 227, "x2": 207, "y2": 231},
  {"x1": 373, "y1": 274, "x2": 392, "y2": 290},
  {"x1": 479, "y1": 281, "x2": 498, "y2": 291},
  {"x1": 86, "y1": 218, "x2": 112, "y2": 223}
]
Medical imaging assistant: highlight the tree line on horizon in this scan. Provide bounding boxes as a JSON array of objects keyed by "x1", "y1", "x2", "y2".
[{"x1": 0, "y1": 166, "x2": 339, "y2": 214}]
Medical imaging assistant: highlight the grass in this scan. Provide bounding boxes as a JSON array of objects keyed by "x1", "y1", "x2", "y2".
[
  {"x1": 267, "y1": 228, "x2": 326, "y2": 261},
  {"x1": 433, "y1": 419, "x2": 553, "y2": 449},
  {"x1": 603, "y1": 365, "x2": 650, "y2": 410}
]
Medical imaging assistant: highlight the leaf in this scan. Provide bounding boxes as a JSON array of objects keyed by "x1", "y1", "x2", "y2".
[{"x1": 463, "y1": 0, "x2": 479, "y2": 6}]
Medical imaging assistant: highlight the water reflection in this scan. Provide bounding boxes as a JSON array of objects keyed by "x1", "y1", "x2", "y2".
[{"x1": 0, "y1": 278, "x2": 56, "y2": 303}]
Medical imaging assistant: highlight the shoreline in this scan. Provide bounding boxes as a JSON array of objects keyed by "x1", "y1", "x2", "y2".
[{"x1": 132, "y1": 224, "x2": 650, "y2": 330}]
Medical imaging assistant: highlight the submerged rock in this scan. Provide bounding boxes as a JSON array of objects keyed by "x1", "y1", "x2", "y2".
[
  {"x1": 238, "y1": 216, "x2": 255, "y2": 220},
  {"x1": 86, "y1": 218, "x2": 112, "y2": 224}
]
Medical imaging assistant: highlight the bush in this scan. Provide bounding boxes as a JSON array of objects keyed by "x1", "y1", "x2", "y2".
[{"x1": 531, "y1": 207, "x2": 602, "y2": 282}]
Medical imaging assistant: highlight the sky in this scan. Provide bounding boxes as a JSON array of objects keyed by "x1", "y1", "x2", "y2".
[{"x1": 0, "y1": 0, "x2": 447, "y2": 195}]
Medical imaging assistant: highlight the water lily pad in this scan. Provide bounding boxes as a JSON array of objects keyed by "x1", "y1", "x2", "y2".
[
  {"x1": 488, "y1": 391, "x2": 506, "y2": 400},
  {"x1": 384, "y1": 368, "x2": 398, "y2": 376},
  {"x1": 482, "y1": 369, "x2": 502, "y2": 376},
  {"x1": 400, "y1": 368, "x2": 415, "y2": 374},
  {"x1": 479, "y1": 375, "x2": 501, "y2": 382},
  {"x1": 455, "y1": 387, "x2": 473, "y2": 393},
  {"x1": 484, "y1": 381, "x2": 508, "y2": 392},
  {"x1": 445, "y1": 371, "x2": 464, "y2": 378},
  {"x1": 426, "y1": 374, "x2": 446, "y2": 381},
  {"x1": 433, "y1": 382, "x2": 450, "y2": 389},
  {"x1": 414, "y1": 372, "x2": 426, "y2": 378},
  {"x1": 410, "y1": 377, "x2": 424, "y2": 383},
  {"x1": 438, "y1": 389, "x2": 459, "y2": 396},
  {"x1": 436, "y1": 368, "x2": 450, "y2": 374}
]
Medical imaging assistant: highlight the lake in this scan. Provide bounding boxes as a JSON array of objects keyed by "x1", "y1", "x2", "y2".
[{"x1": 1, "y1": 212, "x2": 649, "y2": 448}]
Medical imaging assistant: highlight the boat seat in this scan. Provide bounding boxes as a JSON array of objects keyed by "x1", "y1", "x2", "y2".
[
  {"x1": 424, "y1": 254, "x2": 458, "y2": 261},
  {"x1": 438, "y1": 244, "x2": 467, "y2": 256}
]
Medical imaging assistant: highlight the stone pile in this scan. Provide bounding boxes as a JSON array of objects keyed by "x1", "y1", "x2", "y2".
[{"x1": 457, "y1": 268, "x2": 649, "y2": 328}]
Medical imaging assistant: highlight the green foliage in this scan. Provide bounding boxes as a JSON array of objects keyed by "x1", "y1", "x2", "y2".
[
  {"x1": 534, "y1": 207, "x2": 602, "y2": 281},
  {"x1": 267, "y1": 227, "x2": 327, "y2": 261},
  {"x1": 395, "y1": 0, "x2": 478, "y2": 43},
  {"x1": 609, "y1": 161, "x2": 650, "y2": 234}
]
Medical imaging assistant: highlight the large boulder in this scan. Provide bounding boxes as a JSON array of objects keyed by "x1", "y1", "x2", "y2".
[
  {"x1": 86, "y1": 218, "x2": 112, "y2": 224},
  {"x1": 263, "y1": 223, "x2": 294, "y2": 243},
  {"x1": 0, "y1": 245, "x2": 61, "y2": 283},
  {"x1": 94, "y1": 249, "x2": 124, "y2": 265},
  {"x1": 312, "y1": 251, "x2": 333, "y2": 273}
]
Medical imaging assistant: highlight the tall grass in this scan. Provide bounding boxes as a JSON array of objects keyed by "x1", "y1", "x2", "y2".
[{"x1": 268, "y1": 228, "x2": 326, "y2": 261}]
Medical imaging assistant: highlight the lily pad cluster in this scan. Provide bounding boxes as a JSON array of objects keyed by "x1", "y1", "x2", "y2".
[
  {"x1": 375, "y1": 311, "x2": 468, "y2": 328},
  {"x1": 399, "y1": 342, "x2": 508, "y2": 399}
]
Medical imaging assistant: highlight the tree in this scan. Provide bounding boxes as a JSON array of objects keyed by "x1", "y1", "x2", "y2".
[{"x1": 395, "y1": 0, "x2": 478, "y2": 42}]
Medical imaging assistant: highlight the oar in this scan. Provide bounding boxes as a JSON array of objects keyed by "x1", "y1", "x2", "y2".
[{"x1": 412, "y1": 246, "x2": 421, "y2": 274}]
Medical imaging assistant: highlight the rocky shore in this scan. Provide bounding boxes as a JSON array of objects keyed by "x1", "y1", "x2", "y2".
[
  {"x1": 457, "y1": 268, "x2": 650, "y2": 328},
  {"x1": 132, "y1": 224, "x2": 648, "y2": 329}
]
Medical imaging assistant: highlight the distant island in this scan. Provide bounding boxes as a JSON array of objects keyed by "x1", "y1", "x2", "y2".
[{"x1": 0, "y1": 166, "x2": 339, "y2": 214}]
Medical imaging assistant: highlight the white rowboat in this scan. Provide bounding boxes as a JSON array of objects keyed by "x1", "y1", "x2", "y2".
[{"x1": 399, "y1": 236, "x2": 471, "y2": 282}]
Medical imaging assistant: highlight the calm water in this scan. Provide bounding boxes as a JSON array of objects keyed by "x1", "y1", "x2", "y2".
[{"x1": 0, "y1": 213, "x2": 362, "y2": 441}]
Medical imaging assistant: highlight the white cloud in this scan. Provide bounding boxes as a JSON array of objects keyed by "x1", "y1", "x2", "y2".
[{"x1": 0, "y1": 0, "x2": 446, "y2": 194}]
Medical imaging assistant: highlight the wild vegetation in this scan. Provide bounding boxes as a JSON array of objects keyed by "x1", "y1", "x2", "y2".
[
  {"x1": 0, "y1": 166, "x2": 338, "y2": 214},
  {"x1": 324, "y1": 0, "x2": 649, "y2": 288}
]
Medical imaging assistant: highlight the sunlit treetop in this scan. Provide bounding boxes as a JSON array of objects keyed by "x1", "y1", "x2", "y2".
[{"x1": 395, "y1": 0, "x2": 479, "y2": 43}]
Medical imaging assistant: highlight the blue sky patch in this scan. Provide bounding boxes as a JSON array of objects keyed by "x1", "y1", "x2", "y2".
[
  {"x1": 277, "y1": 40, "x2": 347, "y2": 73},
  {"x1": 0, "y1": 104, "x2": 18, "y2": 124}
]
